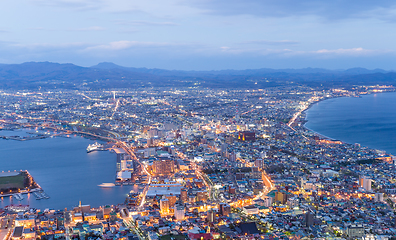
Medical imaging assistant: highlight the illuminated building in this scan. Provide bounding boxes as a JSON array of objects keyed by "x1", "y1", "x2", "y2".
[
  {"x1": 103, "y1": 205, "x2": 112, "y2": 219},
  {"x1": 275, "y1": 190, "x2": 288, "y2": 204},
  {"x1": 238, "y1": 131, "x2": 256, "y2": 141},
  {"x1": 196, "y1": 191, "x2": 208, "y2": 202},
  {"x1": 254, "y1": 159, "x2": 264, "y2": 169},
  {"x1": 174, "y1": 205, "x2": 185, "y2": 221},
  {"x1": 160, "y1": 196, "x2": 170, "y2": 215},
  {"x1": 180, "y1": 188, "x2": 188, "y2": 203},
  {"x1": 207, "y1": 209, "x2": 215, "y2": 223},
  {"x1": 153, "y1": 159, "x2": 175, "y2": 176},
  {"x1": 219, "y1": 203, "x2": 231, "y2": 216},
  {"x1": 359, "y1": 176, "x2": 372, "y2": 191},
  {"x1": 165, "y1": 194, "x2": 177, "y2": 207}
]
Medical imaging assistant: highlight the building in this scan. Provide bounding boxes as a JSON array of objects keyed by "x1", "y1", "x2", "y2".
[
  {"x1": 11, "y1": 226, "x2": 24, "y2": 240},
  {"x1": 180, "y1": 188, "x2": 188, "y2": 203},
  {"x1": 254, "y1": 159, "x2": 264, "y2": 169},
  {"x1": 174, "y1": 205, "x2": 185, "y2": 221},
  {"x1": 165, "y1": 194, "x2": 177, "y2": 207},
  {"x1": 219, "y1": 203, "x2": 231, "y2": 216},
  {"x1": 243, "y1": 205, "x2": 259, "y2": 215},
  {"x1": 160, "y1": 196, "x2": 170, "y2": 215},
  {"x1": 359, "y1": 176, "x2": 372, "y2": 191},
  {"x1": 196, "y1": 191, "x2": 208, "y2": 202},
  {"x1": 238, "y1": 131, "x2": 256, "y2": 141},
  {"x1": 347, "y1": 224, "x2": 364, "y2": 238},
  {"x1": 153, "y1": 159, "x2": 175, "y2": 176},
  {"x1": 275, "y1": 190, "x2": 288, "y2": 204},
  {"x1": 207, "y1": 209, "x2": 215, "y2": 223},
  {"x1": 374, "y1": 192, "x2": 384, "y2": 202},
  {"x1": 305, "y1": 211, "x2": 314, "y2": 227}
]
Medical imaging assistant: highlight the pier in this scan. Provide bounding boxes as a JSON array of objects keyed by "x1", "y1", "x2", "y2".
[{"x1": 32, "y1": 190, "x2": 50, "y2": 200}]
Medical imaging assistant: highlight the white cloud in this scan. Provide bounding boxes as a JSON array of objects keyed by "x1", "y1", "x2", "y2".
[
  {"x1": 10, "y1": 42, "x2": 89, "y2": 50},
  {"x1": 84, "y1": 41, "x2": 174, "y2": 51},
  {"x1": 241, "y1": 40, "x2": 299, "y2": 45},
  {"x1": 312, "y1": 48, "x2": 392, "y2": 56}
]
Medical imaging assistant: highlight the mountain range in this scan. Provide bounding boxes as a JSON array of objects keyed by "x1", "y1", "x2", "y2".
[{"x1": 0, "y1": 61, "x2": 394, "y2": 89}]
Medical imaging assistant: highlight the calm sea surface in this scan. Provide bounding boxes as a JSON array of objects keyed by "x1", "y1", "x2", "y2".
[
  {"x1": 305, "y1": 91, "x2": 396, "y2": 155},
  {"x1": 0, "y1": 131, "x2": 133, "y2": 210}
]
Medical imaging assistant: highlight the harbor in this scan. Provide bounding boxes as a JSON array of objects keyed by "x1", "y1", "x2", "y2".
[{"x1": 0, "y1": 133, "x2": 132, "y2": 210}]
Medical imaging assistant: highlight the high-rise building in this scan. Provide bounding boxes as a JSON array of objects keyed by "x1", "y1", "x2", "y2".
[
  {"x1": 180, "y1": 188, "x2": 188, "y2": 203},
  {"x1": 196, "y1": 191, "x2": 208, "y2": 202},
  {"x1": 160, "y1": 196, "x2": 170, "y2": 215},
  {"x1": 359, "y1": 176, "x2": 372, "y2": 191},
  {"x1": 219, "y1": 203, "x2": 231, "y2": 216},
  {"x1": 305, "y1": 211, "x2": 314, "y2": 227},
  {"x1": 374, "y1": 193, "x2": 384, "y2": 202},
  {"x1": 207, "y1": 209, "x2": 215, "y2": 223},
  {"x1": 166, "y1": 194, "x2": 177, "y2": 208},
  {"x1": 153, "y1": 159, "x2": 175, "y2": 176},
  {"x1": 254, "y1": 159, "x2": 264, "y2": 169},
  {"x1": 174, "y1": 205, "x2": 185, "y2": 221}
]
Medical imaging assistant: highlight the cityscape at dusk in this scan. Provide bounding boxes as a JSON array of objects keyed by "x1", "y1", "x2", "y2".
[{"x1": 2, "y1": 1, "x2": 396, "y2": 240}]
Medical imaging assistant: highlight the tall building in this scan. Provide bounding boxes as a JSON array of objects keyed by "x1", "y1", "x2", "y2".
[
  {"x1": 153, "y1": 159, "x2": 175, "y2": 176},
  {"x1": 254, "y1": 159, "x2": 264, "y2": 169},
  {"x1": 207, "y1": 209, "x2": 215, "y2": 223},
  {"x1": 219, "y1": 203, "x2": 231, "y2": 216},
  {"x1": 275, "y1": 191, "x2": 288, "y2": 204},
  {"x1": 374, "y1": 193, "x2": 384, "y2": 202},
  {"x1": 305, "y1": 211, "x2": 314, "y2": 227},
  {"x1": 160, "y1": 196, "x2": 170, "y2": 215},
  {"x1": 165, "y1": 194, "x2": 177, "y2": 208},
  {"x1": 180, "y1": 188, "x2": 188, "y2": 203},
  {"x1": 174, "y1": 205, "x2": 185, "y2": 221},
  {"x1": 359, "y1": 176, "x2": 372, "y2": 191},
  {"x1": 196, "y1": 191, "x2": 208, "y2": 202},
  {"x1": 220, "y1": 143, "x2": 228, "y2": 155}
]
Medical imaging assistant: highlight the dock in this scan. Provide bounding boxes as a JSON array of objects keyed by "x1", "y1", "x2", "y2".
[{"x1": 32, "y1": 190, "x2": 50, "y2": 200}]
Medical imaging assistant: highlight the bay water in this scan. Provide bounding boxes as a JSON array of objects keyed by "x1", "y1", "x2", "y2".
[
  {"x1": 305, "y1": 91, "x2": 396, "y2": 155},
  {"x1": 0, "y1": 130, "x2": 133, "y2": 210}
]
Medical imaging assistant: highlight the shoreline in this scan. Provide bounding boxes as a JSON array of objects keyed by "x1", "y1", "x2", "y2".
[{"x1": 301, "y1": 91, "x2": 396, "y2": 156}]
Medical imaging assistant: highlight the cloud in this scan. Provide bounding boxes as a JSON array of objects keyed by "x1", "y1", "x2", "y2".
[
  {"x1": 29, "y1": 0, "x2": 102, "y2": 11},
  {"x1": 311, "y1": 48, "x2": 394, "y2": 56},
  {"x1": 241, "y1": 40, "x2": 299, "y2": 45},
  {"x1": 114, "y1": 20, "x2": 178, "y2": 26},
  {"x1": 10, "y1": 42, "x2": 89, "y2": 51},
  {"x1": 189, "y1": 0, "x2": 396, "y2": 20},
  {"x1": 84, "y1": 41, "x2": 177, "y2": 51}
]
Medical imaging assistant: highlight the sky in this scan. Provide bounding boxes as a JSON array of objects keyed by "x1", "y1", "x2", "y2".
[{"x1": 1, "y1": 0, "x2": 396, "y2": 70}]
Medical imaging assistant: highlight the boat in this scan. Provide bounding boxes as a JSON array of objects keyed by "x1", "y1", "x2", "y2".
[
  {"x1": 98, "y1": 183, "x2": 115, "y2": 188},
  {"x1": 13, "y1": 193, "x2": 24, "y2": 201},
  {"x1": 87, "y1": 142, "x2": 104, "y2": 153}
]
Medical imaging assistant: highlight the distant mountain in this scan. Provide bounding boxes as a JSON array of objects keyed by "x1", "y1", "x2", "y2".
[{"x1": 0, "y1": 61, "x2": 394, "y2": 89}]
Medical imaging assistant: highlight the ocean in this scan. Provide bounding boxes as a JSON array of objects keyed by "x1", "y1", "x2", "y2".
[
  {"x1": 0, "y1": 130, "x2": 133, "y2": 210},
  {"x1": 305, "y1": 91, "x2": 396, "y2": 155}
]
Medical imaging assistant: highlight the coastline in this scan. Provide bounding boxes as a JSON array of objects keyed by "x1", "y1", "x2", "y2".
[{"x1": 301, "y1": 91, "x2": 396, "y2": 156}]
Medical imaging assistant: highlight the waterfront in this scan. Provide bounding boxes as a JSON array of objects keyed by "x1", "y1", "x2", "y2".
[
  {"x1": 0, "y1": 129, "x2": 134, "y2": 210},
  {"x1": 305, "y1": 91, "x2": 396, "y2": 155}
]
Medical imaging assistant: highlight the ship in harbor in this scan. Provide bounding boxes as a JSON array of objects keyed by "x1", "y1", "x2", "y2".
[
  {"x1": 98, "y1": 183, "x2": 115, "y2": 188},
  {"x1": 87, "y1": 142, "x2": 105, "y2": 153}
]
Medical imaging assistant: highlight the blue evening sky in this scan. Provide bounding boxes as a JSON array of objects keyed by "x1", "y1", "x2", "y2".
[{"x1": 1, "y1": 0, "x2": 396, "y2": 70}]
